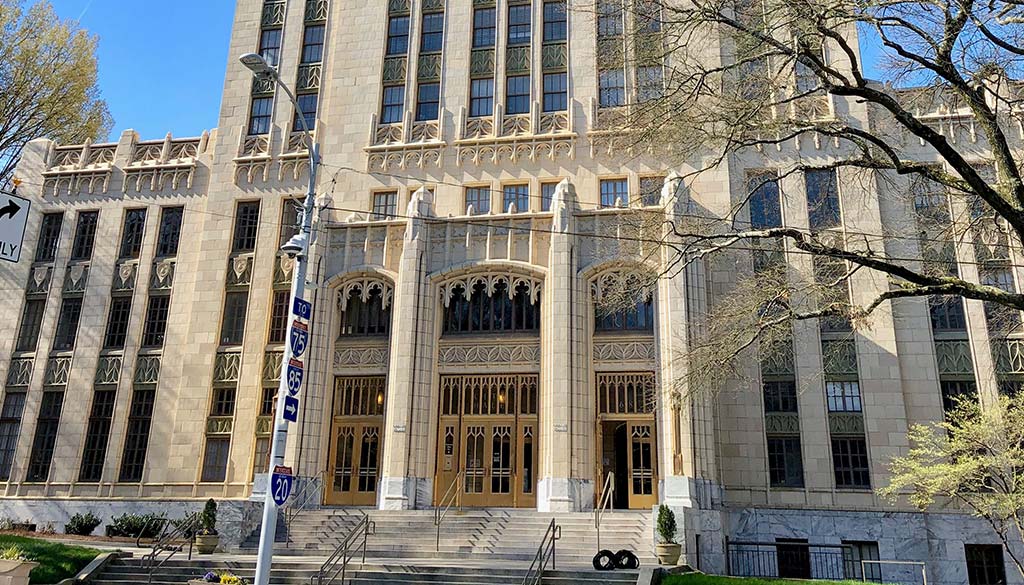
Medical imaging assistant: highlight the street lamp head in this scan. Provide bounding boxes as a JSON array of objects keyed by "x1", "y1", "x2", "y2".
[
  {"x1": 239, "y1": 53, "x2": 277, "y2": 79},
  {"x1": 280, "y1": 233, "x2": 307, "y2": 258}
]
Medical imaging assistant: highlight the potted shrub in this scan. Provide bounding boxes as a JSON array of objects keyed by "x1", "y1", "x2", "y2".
[
  {"x1": 195, "y1": 499, "x2": 220, "y2": 554},
  {"x1": 0, "y1": 545, "x2": 37, "y2": 585},
  {"x1": 189, "y1": 570, "x2": 248, "y2": 584},
  {"x1": 655, "y1": 505, "x2": 682, "y2": 566}
]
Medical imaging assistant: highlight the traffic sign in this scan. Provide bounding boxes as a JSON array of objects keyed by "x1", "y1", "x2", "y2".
[
  {"x1": 0, "y1": 191, "x2": 30, "y2": 263},
  {"x1": 283, "y1": 396, "x2": 299, "y2": 423},
  {"x1": 289, "y1": 321, "x2": 308, "y2": 357},
  {"x1": 270, "y1": 470, "x2": 293, "y2": 506},
  {"x1": 293, "y1": 297, "x2": 312, "y2": 320},
  {"x1": 285, "y1": 358, "x2": 304, "y2": 396}
]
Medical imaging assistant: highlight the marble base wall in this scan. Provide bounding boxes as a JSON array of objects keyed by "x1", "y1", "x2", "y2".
[
  {"x1": 537, "y1": 477, "x2": 594, "y2": 512},
  {"x1": 0, "y1": 498, "x2": 261, "y2": 550},
  {"x1": 719, "y1": 506, "x2": 1024, "y2": 585}
]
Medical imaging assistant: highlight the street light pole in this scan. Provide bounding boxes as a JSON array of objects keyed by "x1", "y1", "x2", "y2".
[{"x1": 240, "y1": 53, "x2": 320, "y2": 585}]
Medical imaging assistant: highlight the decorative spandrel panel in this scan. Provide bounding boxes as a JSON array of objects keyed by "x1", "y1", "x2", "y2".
[
  {"x1": 94, "y1": 356, "x2": 122, "y2": 385},
  {"x1": 994, "y1": 339, "x2": 1024, "y2": 375},
  {"x1": 424, "y1": 218, "x2": 550, "y2": 273},
  {"x1": 6, "y1": 359, "x2": 33, "y2": 387},
  {"x1": 935, "y1": 340, "x2": 974, "y2": 375},
  {"x1": 325, "y1": 224, "x2": 404, "y2": 277},
  {"x1": 44, "y1": 357, "x2": 72, "y2": 386},
  {"x1": 822, "y1": 339, "x2": 859, "y2": 376}
]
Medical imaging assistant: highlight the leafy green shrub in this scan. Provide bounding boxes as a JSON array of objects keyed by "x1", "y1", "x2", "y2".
[
  {"x1": 105, "y1": 513, "x2": 166, "y2": 538},
  {"x1": 64, "y1": 512, "x2": 101, "y2": 536},
  {"x1": 656, "y1": 505, "x2": 677, "y2": 544},
  {"x1": 0, "y1": 545, "x2": 28, "y2": 561}
]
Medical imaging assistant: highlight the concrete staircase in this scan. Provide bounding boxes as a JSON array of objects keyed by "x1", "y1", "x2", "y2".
[
  {"x1": 90, "y1": 558, "x2": 642, "y2": 585},
  {"x1": 239, "y1": 508, "x2": 656, "y2": 566}
]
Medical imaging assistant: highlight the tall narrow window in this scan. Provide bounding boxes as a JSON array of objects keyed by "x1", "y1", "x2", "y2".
[
  {"x1": 386, "y1": 16, "x2": 410, "y2": 55},
  {"x1": 119, "y1": 209, "x2": 147, "y2": 259},
  {"x1": 259, "y1": 28, "x2": 283, "y2": 66},
  {"x1": 141, "y1": 295, "x2": 171, "y2": 348},
  {"x1": 508, "y1": 5, "x2": 532, "y2": 45},
  {"x1": 201, "y1": 438, "x2": 231, "y2": 483},
  {"x1": 103, "y1": 296, "x2": 133, "y2": 349},
  {"x1": 767, "y1": 437, "x2": 804, "y2": 488},
  {"x1": 78, "y1": 388, "x2": 116, "y2": 482},
  {"x1": 636, "y1": 66, "x2": 664, "y2": 102},
  {"x1": 940, "y1": 380, "x2": 978, "y2": 416},
  {"x1": 25, "y1": 391, "x2": 64, "y2": 482},
  {"x1": 248, "y1": 97, "x2": 273, "y2": 135},
  {"x1": 0, "y1": 392, "x2": 26, "y2": 481},
  {"x1": 806, "y1": 169, "x2": 841, "y2": 230},
  {"x1": 211, "y1": 387, "x2": 238, "y2": 417},
  {"x1": 469, "y1": 78, "x2": 495, "y2": 117},
  {"x1": 503, "y1": 185, "x2": 530, "y2": 213},
  {"x1": 506, "y1": 75, "x2": 530, "y2": 115},
  {"x1": 339, "y1": 289, "x2": 392, "y2": 337},
  {"x1": 543, "y1": 1, "x2": 567, "y2": 42},
  {"x1": 70, "y1": 211, "x2": 99, "y2": 261},
  {"x1": 465, "y1": 187, "x2": 491, "y2": 215},
  {"x1": 155, "y1": 207, "x2": 184, "y2": 257},
  {"x1": 639, "y1": 176, "x2": 664, "y2": 207},
  {"x1": 831, "y1": 436, "x2": 870, "y2": 488},
  {"x1": 541, "y1": 182, "x2": 557, "y2": 211},
  {"x1": 279, "y1": 199, "x2": 300, "y2": 246},
  {"x1": 372, "y1": 192, "x2": 397, "y2": 220},
  {"x1": 599, "y1": 70, "x2": 626, "y2": 107},
  {"x1": 381, "y1": 86, "x2": 405, "y2": 124},
  {"x1": 825, "y1": 381, "x2": 862, "y2": 412},
  {"x1": 597, "y1": 0, "x2": 624, "y2": 36},
  {"x1": 232, "y1": 201, "x2": 261, "y2": 253},
  {"x1": 473, "y1": 8, "x2": 496, "y2": 47},
  {"x1": 543, "y1": 73, "x2": 568, "y2": 112},
  {"x1": 119, "y1": 387, "x2": 155, "y2": 482},
  {"x1": 415, "y1": 82, "x2": 440, "y2": 121},
  {"x1": 595, "y1": 297, "x2": 654, "y2": 331},
  {"x1": 929, "y1": 296, "x2": 966, "y2": 331},
  {"x1": 294, "y1": 93, "x2": 318, "y2": 131},
  {"x1": 53, "y1": 297, "x2": 83, "y2": 351},
  {"x1": 763, "y1": 381, "x2": 798, "y2": 412},
  {"x1": 34, "y1": 213, "x2": 64, "y2": 263},
  {"x1": 221, "y1": 292, "x2": 249, "y2": 346},
  {"x1": 421, "y1": 12, "x2": 444, "y2": 53},
  {"x1": 268, "y1": 290, "x2": 290, "y2": 344},
  {"x1": 600, "y1": 178, "x2": 629, "y2": 207},
  {"x1": 842, "y1": 541, "x2": 881, "y2": 583},
  {"x1": 300, "y1": 25, "x2": 325, "y2": 63},
  {"x1": 748, "y1": 173, "x2": 782, "y2": 229},
  {"x1": 15, "y1": 299, "x2": 45, "y2": 353}
]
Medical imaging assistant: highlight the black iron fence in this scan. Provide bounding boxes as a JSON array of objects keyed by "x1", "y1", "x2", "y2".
[{"x1": 725, "y1": 539, "x2": 869, "y2": 582}]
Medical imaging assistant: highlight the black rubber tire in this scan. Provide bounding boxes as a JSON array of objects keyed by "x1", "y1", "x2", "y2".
[
  {"x1": 593, "y1": 549, "x2": 617, "y2": 571},
  {"x1": 614, "y1": 549, "x2": 640, "y2": 570}
]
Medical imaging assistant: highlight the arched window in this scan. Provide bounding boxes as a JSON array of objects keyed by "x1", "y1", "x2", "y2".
[
  {"x1": 595, "y1": 296, "x2": 655, "y2": 332},
  {"x1": 339, "y1": 287, "x2": 391, "y2": 337},
  {"x1": 443, "y1": 280, "x2": 541, "y2": 334}
]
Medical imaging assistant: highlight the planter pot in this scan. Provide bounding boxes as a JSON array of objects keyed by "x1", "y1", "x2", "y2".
[
  {"x1": 195, "y1": 534, "x2": 220, "y2": 554},
  {"x1": 8, "y1": 524, "x2": 34, "y2": 533},
  {"x1": 0, "y1": 560, "x2": 38, "y2": 585},
  {"x1": 655, "y1": 543, "x2": 682, "y2": 566}
]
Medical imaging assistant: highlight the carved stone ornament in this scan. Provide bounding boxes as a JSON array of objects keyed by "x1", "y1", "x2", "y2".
[
  {"x1": 338, "y1": 277, "x2": 394, "y2": 310},
  {"x1": 590, "y1": 268, "x2": 655, "y2": 304},
  {"x1": 439, "y1": 272, "x2": 543, "y2": 308},
  {"x1": 438, "y1": 342, "x2": 541, "y2": 366},
  {"x1": 333, "y1": 345, "x2": 390, "y2": 368},
  {"x1": 592, "y1": 340, "x2": 657, "y2": 364}
]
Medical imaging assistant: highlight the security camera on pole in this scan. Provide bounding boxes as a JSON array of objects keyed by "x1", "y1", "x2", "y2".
[{"x1": 239, "y1": 52, "x2": 320, "y2": 585}]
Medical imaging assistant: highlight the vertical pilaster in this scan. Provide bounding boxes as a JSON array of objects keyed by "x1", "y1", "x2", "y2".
[
  {"x1": 378, "y1": 188, "x2": 433, "y2": 509},
  {"x1": 537, "y1": 179, "x2": 585, "y2": 511}
]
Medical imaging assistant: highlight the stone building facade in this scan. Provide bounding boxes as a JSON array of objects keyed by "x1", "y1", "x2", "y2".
[{"x1": 0, "y1": 0, "x2": 1022, "y2": 583}]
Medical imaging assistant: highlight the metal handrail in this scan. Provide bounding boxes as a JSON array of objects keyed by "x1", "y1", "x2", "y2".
[
  {"x1": 594, "y1": 471, "x2": 615, "y2": 551},
  {"x1": 143, "y1": 512, "x2": 200, "y2": 585},
  {"x1": 312, "y1": 513, "x2": 375, "y2": 585},
  {"x1": 285, "y1": 470, "x2": 325, "y2": 534},
  {"x1": 522, "y1": 518, "x2": 561, "y2": 585},
  {"x1": 434, "y1": 471, "x2": 464, "y2": 552}
]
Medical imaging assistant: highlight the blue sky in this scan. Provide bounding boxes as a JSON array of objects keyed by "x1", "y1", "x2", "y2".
[{"x1": 50, "y1": 0, "x2": 235, "y2": 142}]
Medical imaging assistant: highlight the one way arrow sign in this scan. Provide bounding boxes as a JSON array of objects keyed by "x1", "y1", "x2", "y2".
[
  {"x1": 283, "y1": 396, "x2": 299, "y2": 423},
  {"x1": 0, "y1": 191, "x2": 30, "y2": 264}
]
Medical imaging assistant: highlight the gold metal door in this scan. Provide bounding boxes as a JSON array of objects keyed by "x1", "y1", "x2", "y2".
[
  {"x1": 324, "y1": 376, "x2": 386, "y2": 506},
  {"x1": 627, "y1": 421, "x2": 657, "y2": 509},
  {"x1": 325, "y1": 422, "x2": 381, "y2": 506},
  {"x1": 460, "y1": 421, "x2": 515, "y2": 507}
]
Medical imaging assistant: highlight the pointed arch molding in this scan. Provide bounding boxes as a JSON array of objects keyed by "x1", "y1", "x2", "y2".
[
  {"x1": 437, "y1": 271, "x2": 544, "y2": 308},
  {"x1": 589, "y1": 266, "x2": 658, "y2": 304},
  {"x1": 336, "y1": 277, "x2": 395, "y2": 310}
]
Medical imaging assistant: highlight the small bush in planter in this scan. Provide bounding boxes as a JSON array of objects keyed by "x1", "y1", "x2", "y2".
[
  {"x1": 656, "y1": 504, "x2": 677, "y2": 543},
  {"x1": 0, "y1": 546, "x2": 29, "y2": 562},
  {"x1": 199, "y1": 499, "x2": 218, "y2": 536},
  {"x1": 65, "y1": 512, "x2": 102, "y2": 536}
]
